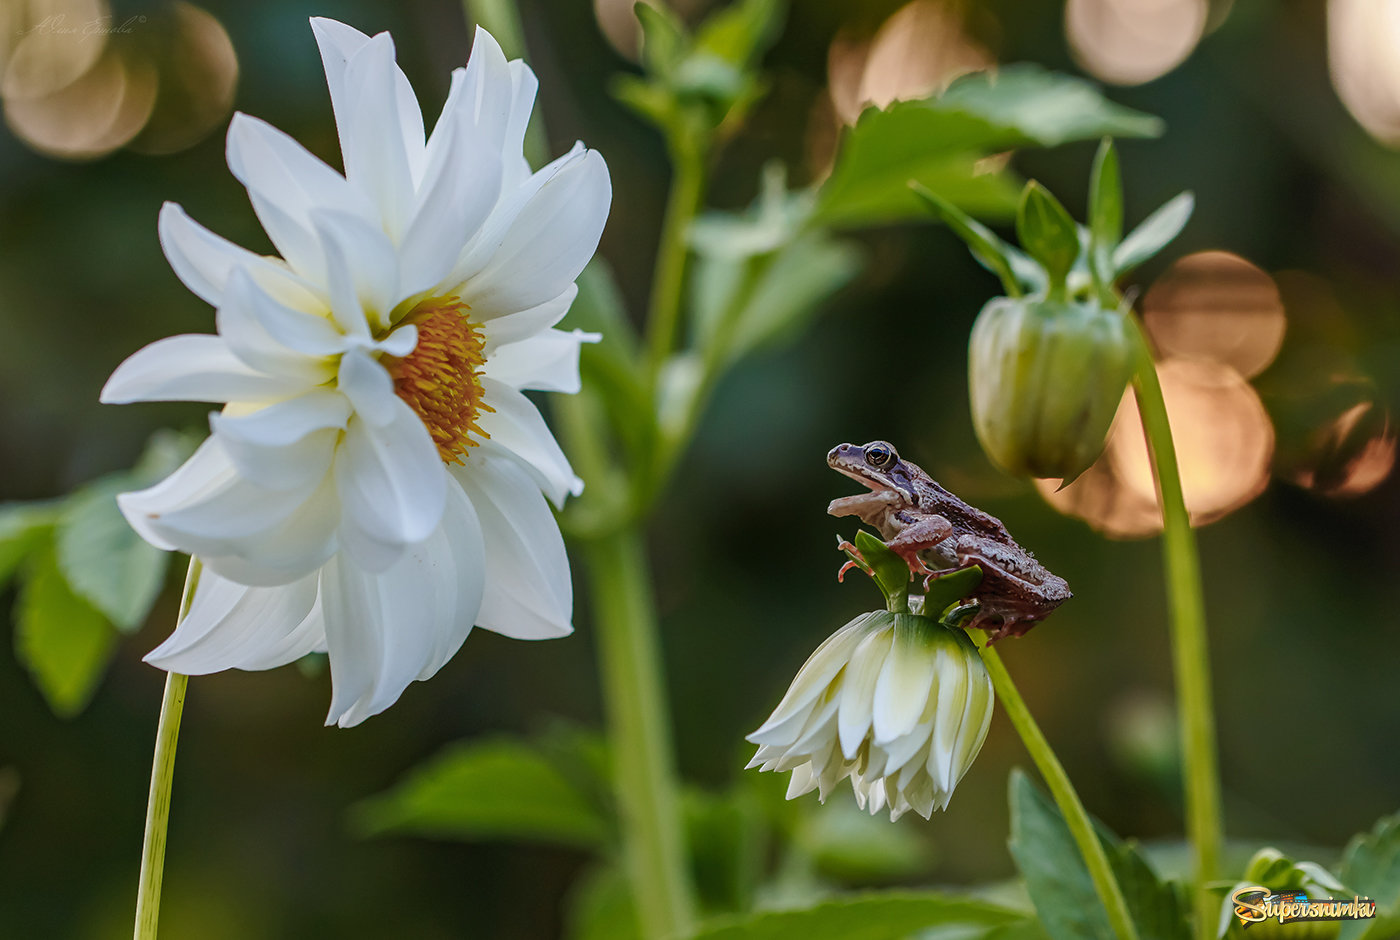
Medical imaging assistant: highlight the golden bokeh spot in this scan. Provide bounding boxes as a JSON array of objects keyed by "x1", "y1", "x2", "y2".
[
  {"x1": 1038, "y1": 358, "x2": 1276, "y2": 538},
  {"x1": 384, "y1": 299, "x2": 493, "y2": 465},
  {"x1": 1143, "y1": 251, "x2": 1286, "y2": 379}
]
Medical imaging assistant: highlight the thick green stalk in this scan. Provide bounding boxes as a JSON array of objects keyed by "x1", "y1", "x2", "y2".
[
  {"x1": 134, "y1": 557, "x2": 202, "y2": 940},
  {"x1": 644, "y1": 145, "x2": 707, "y2": 387},
  {"x1": 977, "y1": 638, "x2": 1141, "y2": 940},
  {"x1": 1128, "y1": 321, "x2": 1222, "y2": 940},
  {"x1": 584, "y1": 532, "x2": 695, "y2": 939}
]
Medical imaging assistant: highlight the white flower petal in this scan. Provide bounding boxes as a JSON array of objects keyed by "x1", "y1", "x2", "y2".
[
  {"x1": 746, "y1": 615, "x2": 876, "y2": 745},
  {"x1": 334, "y1": 403, "x2": 447, "y2": 556},
  {"x1": 145, "y1": 568, "x2": 323, "y2": 673},
  {"x1": 462, "y1": 148, "x2": 611, "y2": 316},
  {"x1": 311, "y1": 208, "x2": 400, "y2": 335},
  {"x1": 158, "y1": 202, "x2": 321, "y2": 310},
  {"x1": 311, "y1": 17, "x2": 426, "y2": 183},
  {"x1": 320, "y1": 494, "x2": 482, "y2": 727},
  {"x1": 871, "y1": 627, "x2": 937, "y2": 744},
  {"x1": 475, "y1": 378, "x2": 581, "y2": 507},
  {"x1": 399, "y1": 121, "x2": 503, "y2": 298},
  {"x1": 837, "y1": 627, "x2": 895, "y2": 759},
  {"x1": 216, "y1": 269, "x2": 339, "y2": 381},
  {"x1": 451, "y1": 452, "x2": 572, "y2": 640},
  {"x1": 339, "y1": 33, "x2": 417, "y2": 240},
  {"x1": 461, "y1": 27, "x2": 514, "y2": 148},
  {"x1": 484, "y1": 328, "x2": 598, "y2": 394},
  {"x1": 101, "y1": 335, "x2": 307, "y2": 405},
  {"x1": 481, "y1": 285, "x2": 576, "y2": 351},
  {"x1": 336, "y1": 347, "x2": 398, "y2": 426},
  {"x1": 501, "y1": 59, "x2": 539, "y2": 188},
  {"x1": 210, "y1": 390, "x2": 351, "y2": 490},
  {"x1": 225, "y1": 112, "x2": 376, "y2": 281}
]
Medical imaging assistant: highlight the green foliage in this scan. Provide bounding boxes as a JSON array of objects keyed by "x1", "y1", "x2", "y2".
[
  {"x1": 5, "y1": 430, "x2": 197, "y2": 717},
  {"x1": 0, "y1": 502, "x2": 60, "y2": 590},
  {"x1": 614, "y1": 0, "x2": 784, "y2": 147},
  {"x1": 56, "y1": 475, "x2": 168, "y2": 632},
  {"x1": 351, "y1": 736, "x2": 612, "y2": 849},
  {"x1": 1338, "y1": 813, "x2": 1400, "y2": 940},
  {"x1": 1087, "y1": 140, "x2": 1123, "y2": 287},
  {"x1": 15, "y1": 543, "x2": 116, "y2": 717},
  {"x1": 815, "y1": 65, "x2": 1161, "y2": 227},
  {"x1": 690, "y1": 892, "x2": 1030, "y2": 940},
  {"x1": 1017, "y1": 183, "x2": 1080, "y2": 295},
  {"x1": 797, "y1": 801, "x2": 934, "y2": 884},
  {"x1": 567, "y1": 864, "x2": 641, "y2": 940},
  {"x1": 1009, "y1": 771, "x2": 1189, "y2": 940},
  {"x1": 911, "y1": 185, "x2": 1024, "y2": 297},
  {"x1": 1112, "y1": 193, "x2": 1195, "y2": 279}
]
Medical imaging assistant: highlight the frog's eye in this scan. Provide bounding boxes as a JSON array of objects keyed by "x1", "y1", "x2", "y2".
[{"x1": 864, "y1": 442, "x2": 896, "y2": 468}]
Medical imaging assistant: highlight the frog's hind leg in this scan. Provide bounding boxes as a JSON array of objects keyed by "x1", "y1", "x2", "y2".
[{"x1": 885, "y1": 515, "x2": 954, "y2": 579}]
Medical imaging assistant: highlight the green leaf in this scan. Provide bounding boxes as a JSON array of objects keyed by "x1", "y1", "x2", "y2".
[
  {"x1": 14, "y1": 542, "x2": 117, "y2": 718},
  {"x1": 816, "y1": 107, "x2": 1023, "y2": 226},
  {"x1": 54, "y1": 430, "x2": 196, "y2": 631},
  {"x1": 0, "y1": 502, "x2": 60, "y2": 591},
  {"x1": 1112, "y1": 193, "x2": 1194, "y2": 278},
  {"x1": 1009, "y1": 771, "x2": 1190, "y2": 940},
  {"x1": 913, "y1": 184, "x2": 1022, "y2": 296},
  {"x1": 350, "y1": 737, "x2": 612, "y2": 849},
  {"x1": 814, "y1": 66, "x2": 1159, "y2": 228},
  {"x1": 1016, "y1": 182, "x2": 1080, "y2": 292},
  {"x1": 56, "y1": 477, "x2": 168, "y2": 632},
  {"x1": 799, "y1": 800, "x2": 934, "y2": 884},
  {"x1": 635, "y1": 1, "x2": 686, "y2": 78},
  {"x1": 1087, "y1": 139, "x2": 1122, "y2": 287},
  {"x1": 937, "y1": 66, "x2": 1164, "y2": 148},
  {"x1": 1339, "y1": 813, "x2": 1400, "y2": 940},
  {"x1": 566, "y1": 864, "x2": 640, "y2": 940},
  {"x1": 690, "y1": 892, "x2": 1028, "y2": 940},
  {"x1": 692, "y1": 0, "x2": 784, "y2": 69}
]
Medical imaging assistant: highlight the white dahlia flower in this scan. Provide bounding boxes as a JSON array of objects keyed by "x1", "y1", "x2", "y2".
[
  {"x1": 747, "y1": 611, "x2": 994, "y2": 820},
  {"x1": 101, "y1": 18, "x2": 611, "y2": 727}
]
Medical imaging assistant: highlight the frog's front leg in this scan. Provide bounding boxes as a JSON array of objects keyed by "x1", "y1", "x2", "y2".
[
  {"x1": 827, "y1": 490, "x2": 902, "y2": 525},
  {"x1": 885, "y1": 515, "x2": 954, "y2": 578}
]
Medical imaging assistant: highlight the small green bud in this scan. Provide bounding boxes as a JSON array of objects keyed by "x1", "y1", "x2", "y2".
[
  {"x1": 968, "y1": 297, "x2": 1135, "y2": 481},
  {"x1": 1218, "y1": 848, "x2": 1352, "y2": 940}
]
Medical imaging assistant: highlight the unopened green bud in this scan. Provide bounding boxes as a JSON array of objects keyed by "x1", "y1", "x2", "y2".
[
  {"x1": 1218, "y1": 848, "x2": 1351, "y2": 940},
  {"x1": 968, "y1": 297, "x2": 1135, "y2": 481}
]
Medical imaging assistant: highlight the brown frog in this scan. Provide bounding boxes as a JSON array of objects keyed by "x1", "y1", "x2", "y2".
[{"x1": 827, "y1": 440, "x2": 1071, "y2": 641}]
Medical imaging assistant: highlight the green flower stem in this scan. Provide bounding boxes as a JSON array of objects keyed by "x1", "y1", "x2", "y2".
[
  {"x1": 134, "y1": 556, "x2": 202, "y2": 940},
  {"x1": 1127, "y1": 319, "x2": 1221, "y2": 940},
  {"x1": 976, "y1": 636, "x2": 1141, "y2": 940},
  {"x1": 583, "y1": 531, "x2": 695, "y2": 939},
  {"x1": 644, "y1": 144, "x2": 707, "y2": 388}
]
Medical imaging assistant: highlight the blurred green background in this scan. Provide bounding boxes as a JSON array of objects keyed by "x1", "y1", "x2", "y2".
[{"x1": 3, "y1": 0, "x2": 1399, "y2": 936}]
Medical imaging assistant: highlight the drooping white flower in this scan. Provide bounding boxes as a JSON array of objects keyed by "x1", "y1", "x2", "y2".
[
  {"x1": 100, "y1": 18, "x2": 611, "y2": 727},
  {"x1": 747, "y1": 611, "x2": 994, "y2": 820}
]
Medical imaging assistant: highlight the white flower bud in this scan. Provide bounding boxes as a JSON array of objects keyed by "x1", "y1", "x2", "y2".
[{"x1": 747, "y1": 611, "x2": 994, "y2": 821}]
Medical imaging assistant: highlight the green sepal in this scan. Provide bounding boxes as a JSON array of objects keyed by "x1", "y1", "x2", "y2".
[
  {"x1": 1113, "y1": 191, "x2": 1194, "y2": 277},
  {"x1": 922, "y1": 565, "x2": 984, "y2": 621},
  {"x1": 1017, "y1": 181, "x2": 1080, "y2": 295},
  {"x1": 842, "y1": 529, "x2": 910, "y2": 612},
  {"x1": 911, "y1": 184, "x2": 1022, "y2": 298},
  {"x1": 1088, "y1": 138, "x2": 1123, "y2": 291}
]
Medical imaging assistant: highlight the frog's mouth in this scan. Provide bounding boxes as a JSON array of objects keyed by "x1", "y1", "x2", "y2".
[{"x1": 830, "y1": 461, "x2": 917, "y2": 501}]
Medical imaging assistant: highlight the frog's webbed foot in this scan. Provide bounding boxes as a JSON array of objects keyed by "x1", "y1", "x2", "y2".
[{"x1": 834, "y1": 538, "x2": 868, "y2": 583}]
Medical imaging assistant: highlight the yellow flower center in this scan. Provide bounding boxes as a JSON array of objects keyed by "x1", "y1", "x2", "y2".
[{"x1": 384, "y1": 298, "x2": 492, "y2": 464}]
